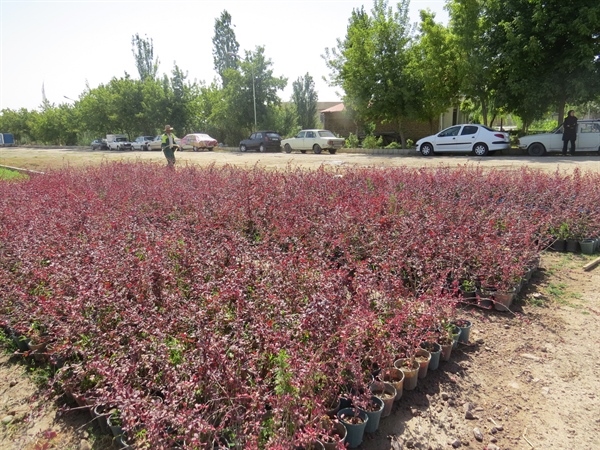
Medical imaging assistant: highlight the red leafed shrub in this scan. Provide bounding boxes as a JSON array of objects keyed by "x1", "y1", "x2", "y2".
[{"x1": 0, "y1": 162, "x2": 599, "y2": 448}]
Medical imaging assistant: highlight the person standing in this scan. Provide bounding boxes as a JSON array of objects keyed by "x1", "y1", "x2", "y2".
[
  {"x1": 161, "y1": 125, "x2": 179, "y2": 167},
  {"x1": 562, "y1": 110, "x2": 578, "y2": 155}
]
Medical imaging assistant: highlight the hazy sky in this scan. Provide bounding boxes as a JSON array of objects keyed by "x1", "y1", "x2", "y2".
[{"x1": 0, "y1": 0, "x2": 448, "y2": 111}]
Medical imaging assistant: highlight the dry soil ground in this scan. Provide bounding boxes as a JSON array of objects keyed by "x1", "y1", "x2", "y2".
[{"x1": 1, "y1": 147, "x2": 599, "y2": 450}]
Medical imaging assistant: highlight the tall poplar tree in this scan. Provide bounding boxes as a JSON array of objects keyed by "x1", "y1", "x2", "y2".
[
  {"x1": 292, "y1": 74, "x2": 318, "y2": 129},
  {"x1": 131, "y1": 33, "x2": 159, "y2": 81},
  {"x1": 212, "y1": 10, "x2": 240, "y2": 85}
]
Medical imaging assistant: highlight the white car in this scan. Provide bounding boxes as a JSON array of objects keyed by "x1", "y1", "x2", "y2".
[
  {"x1": 281, "y1": 129, "x2": 345, "y2": 154},
  {"x1": 416, "y1": 124, "x2": 510, "y2": 156},
  {"x1": 132, "y1": 135, "x2": 155, "y2": 151},
  {"x1": 518, "y1": 119, "x2": 600, "y2": 156}
]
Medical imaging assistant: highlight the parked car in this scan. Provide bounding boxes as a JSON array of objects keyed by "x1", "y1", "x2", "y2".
[
  {"x1": 106, "y1": 135, "x2": 133, "y2": 151},
  {"x1": 147, "y1": 135, "x2": 162, "y2": 151},
  {"x1": 91, "y1": 139, "x2": 108, "y2": 150},
  {"x1": 518, "y1": 119, "x2": 600, "y2": 156},
  {"x1": 416, "y1": 124, "x2": 510, "y2": 156},
  {"x1": 179, "y1": 133, "x2": 218, "y2": 151},
  {"x1": 239, "y1": 131, "x2": 282, "y2": 152},
  {"x1": 132, "y1": 135, "x2": 155, "y2": 151},
  {"x1": 281, "y1": 129, "x2": 345, "y2": 154}
]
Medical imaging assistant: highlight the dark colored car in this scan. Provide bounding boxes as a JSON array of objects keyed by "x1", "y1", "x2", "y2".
[
  {"x1": 239, "y1": 131, "x2": 282, "y2": 152},
  {"x1": 91, "y1": 139, "x2": 108, "y2": 150}
]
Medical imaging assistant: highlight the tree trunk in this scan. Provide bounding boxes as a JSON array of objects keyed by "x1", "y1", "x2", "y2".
[
  {"x1": 396, "y1": 118, "x2": 406, "y2": 149},
  {"x1": 557, "y1": 98, "x2": 566, "y2": 127},
  {"x1": 481, "y1": 99, "x2": 488, "y2": 127}
]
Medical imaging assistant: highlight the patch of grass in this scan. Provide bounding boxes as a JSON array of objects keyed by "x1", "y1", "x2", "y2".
[
  {"x1": 525, "y1": 294, "x2": 546, "y2": 307},
  {"x1": 0, "y1": 329, "x2": 18, "y2": 353},
  {"x1": 28, "y1": 364, "x2": 53, "y2": 388},
  {"x1": 547, "y1": 282, "x2": 567, "y2": 298},
  {"x1": 0, "y1": 167, "x2": 28, "y2": 181}
]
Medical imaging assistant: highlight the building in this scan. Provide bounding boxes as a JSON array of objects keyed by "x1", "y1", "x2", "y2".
[{"x1": 319, "y1": 103, "x2": 471, "y2": 145}]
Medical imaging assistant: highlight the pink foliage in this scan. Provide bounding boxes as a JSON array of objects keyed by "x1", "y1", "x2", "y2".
[{"x1": 0, "y1": 162, "x2": 599, "y2": 448}]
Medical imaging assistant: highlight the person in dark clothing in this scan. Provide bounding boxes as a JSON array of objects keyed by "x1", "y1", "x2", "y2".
[{"x1": 562, "y1": 110, "x2": 578, "y2": 155}]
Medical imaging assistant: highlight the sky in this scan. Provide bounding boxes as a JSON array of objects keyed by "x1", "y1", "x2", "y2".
[{"x1": 0, "y1": 0, "x2": 448, "y2": 111}]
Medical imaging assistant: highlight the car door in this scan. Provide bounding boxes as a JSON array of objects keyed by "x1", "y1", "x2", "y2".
[
  {"x1": 245, "y1": 133, "x2": 257, "y2": 150},
  {"x1": 457, "y1": 125, "x2": 480, "y2": 152},
  {"x1": 576, "y1": 122, "x2": 600, "y2": 151},
  {"x1": 303, "y1": 131, "x2": 317, "y2": 150},
  {"x1": 293, "y1": 131, "x2": 306, "y2": 150},
  {"x1": 433, "y1": 126, "x2": 462, "y2": 152},
  {"x1": 252, "y1": 132, "x2": 262, "y2": 150}
]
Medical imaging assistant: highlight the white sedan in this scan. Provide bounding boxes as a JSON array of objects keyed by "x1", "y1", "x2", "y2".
[
  {"x1": 518, "y1": 119, "x2": 600, "y2": 156},
  {"x1": 281, "y1": 129, "x2": 345, "y2": 154},
  {"x1": 416, "y1": 124, "x2": 510, "y2": 156}
]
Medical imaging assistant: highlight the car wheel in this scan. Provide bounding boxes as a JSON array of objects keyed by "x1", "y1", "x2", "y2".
[
  {"x1": 240, "y1": 144, "x2": 247, "y2": 152},
  {"x1": 528, "y1": 143, "x2": 546, "y2": 156},
  {"x1": 420, "y1": 143, "x2": 434, "y2": 156},
  {"x1": 259, "y1": 144, "x2": 266, "y2": 152},
  {"x1": 472, "y1": 142, "x2": 489, "y2": 156},
  {"x1": 208, "y1": 147, "x2": 213, "y2": 151},
  {"x1": 329, "y1": 149, "x2": 337, "y2": 154},
  {"x1": 313, "y1": 144, "x2": 322, "y2": 154},
  {"x1": 284, "y1": 144, "x2": 292, "y2": 153}
]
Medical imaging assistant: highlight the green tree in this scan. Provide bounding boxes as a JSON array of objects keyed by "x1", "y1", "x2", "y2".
[
  {"x1": 212, "y1": 10, "x2": 240, "y2": 85},
  {"x1": 447, "y1": 0, "x2": 500, "y2": 126},
  {"x1": 324, "y1": 0, "x2": 415, "y2": 146},
  {"x1": 240, "y1": 47, "x2": 287, "y2": 132},
  {"x1": 291, "y1": 73, "x2": 318, "y2": 129},
  {"x1": 131, "y1": 33, "x2": 159, "y2": 81},
  {"x1": 0, "y1": 108, "x2": 34, "y2": 143},
  {"x1": 486, "y1": 0, "x2": 600, "y2": 128},
  {"x1": 408, "y1": 10, "x2": 461, "y2": 132}
]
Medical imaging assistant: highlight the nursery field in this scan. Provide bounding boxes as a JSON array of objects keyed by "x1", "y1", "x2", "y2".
[{"x1": 1, "y1": 156, "x2": 600, "y2": 450}]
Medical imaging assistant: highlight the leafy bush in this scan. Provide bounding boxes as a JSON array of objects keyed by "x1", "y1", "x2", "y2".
[
  {"x1": 362, "y1": 134, "x2": 383, "y2": 149},
  {"x1": 0, "y1": 163, "x2": 599, "y2": 448},
  {"x1": 345, "y1": 133, "x2": 359, "y2": 148}
]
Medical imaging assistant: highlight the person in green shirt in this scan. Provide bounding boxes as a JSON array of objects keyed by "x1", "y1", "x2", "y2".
[{"x1": 161, "y1": 125, "x2": 179, "y2": 167}]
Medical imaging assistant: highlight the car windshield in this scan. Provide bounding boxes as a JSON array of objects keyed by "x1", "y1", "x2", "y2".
[
  {"x1": 266, "y1": 132, "x2": 280, "y2": 139},
  {"x1": 116, "y1": 137, "x2": 127, "y2": 142},
  {"x1": 318, "y1": 130, "x2": 335, "y2": 137}
]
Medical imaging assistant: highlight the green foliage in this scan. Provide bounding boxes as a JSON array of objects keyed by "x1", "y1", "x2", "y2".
[
  {"x1": 212, "y1": 10, "x2": 240, "y2": 85},
  {"x1": 345, "y1": 133, "x2": 360, "y2": 148},
  {"x1": 273, "y1": 349, "x2": 297, "y2": 397},
  {"x1": 384, "y1": 141, "x2": 401, "y2": 149},
  {"x1": 323, "y1": 0, "x2": 414, "y2": 137},
  {"x1": 408, "y1": 10, "x2": 461, "y2": 130},
  {"x1": 447, "y1": 0, "x2": 499, "y2": 126},
  {"x1": 0, "y1": 167, "x2": 28, "y2": 181},
  {"x1": 362, "y1": 134, "x2": 383, "y2": 149},
  {"x1": 131, "y1": 33, "x2": 159, "y2": 81},
  {"x1": 291, "y1": 73, "x2": 318, "y2": 129}
]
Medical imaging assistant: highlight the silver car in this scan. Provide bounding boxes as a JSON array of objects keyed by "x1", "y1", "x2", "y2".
[
  {"x1": 518, "y1": 119, "x2": 600, "y2": 156},
  {"x1": 132, "y1": 135, "x2": 155, "y2": 151}
]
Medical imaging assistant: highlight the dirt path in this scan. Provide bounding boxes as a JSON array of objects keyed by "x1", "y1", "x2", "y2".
[
  {"x1": 1, "y1": 147, "x2": 600, "y2": 449},
  {"x1": 367, "y1": 252, "x2": 600, "y2": 450},
  {"x1": 1, "y1": 145, "x2": 600, "y2": 173}
]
